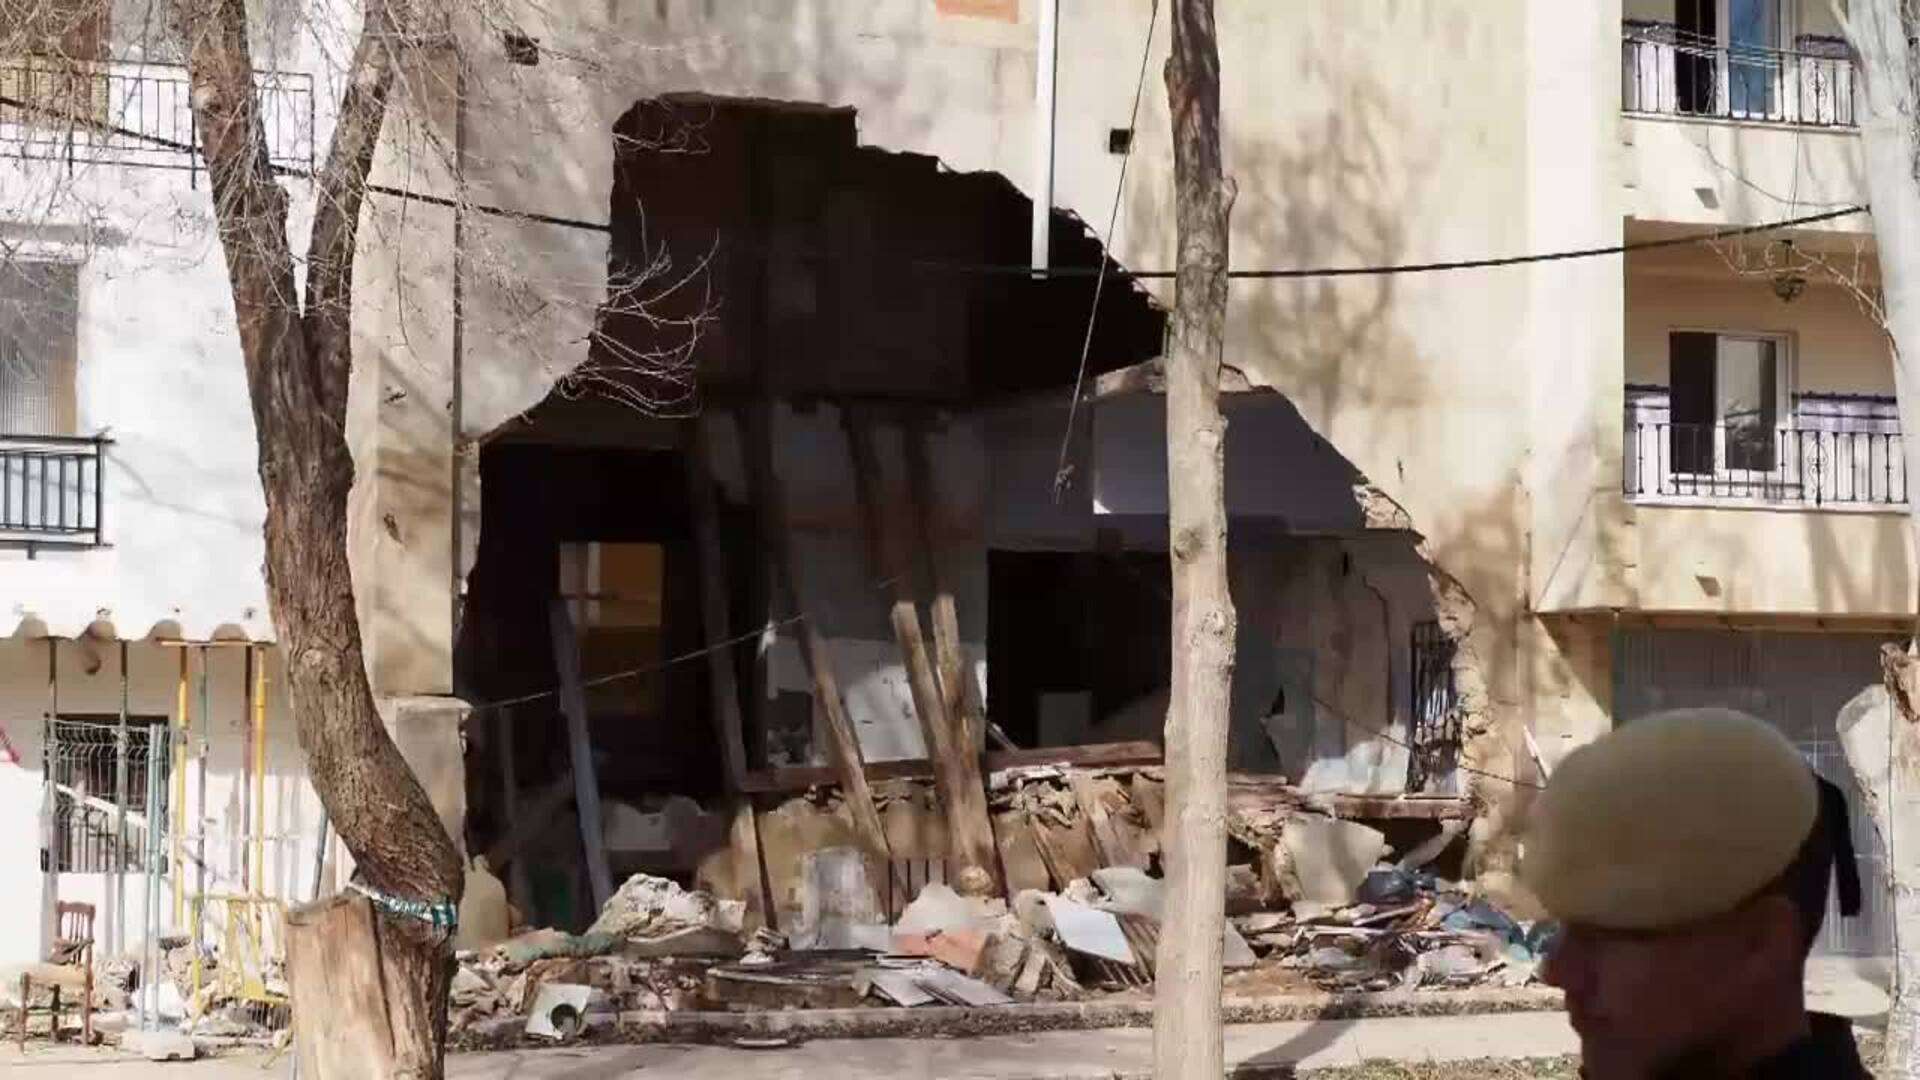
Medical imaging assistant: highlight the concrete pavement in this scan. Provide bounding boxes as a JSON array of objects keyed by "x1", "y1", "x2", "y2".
[
  {"x1": 0, "y1": 1011, "x2": 1579, "y2": 1078},
  {"x1": 1, "y1": 959, "x2": 1885, "y2": 1079}
]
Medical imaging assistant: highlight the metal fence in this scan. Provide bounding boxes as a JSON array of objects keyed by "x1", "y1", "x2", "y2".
[
  {"x1": 1624, "y1": 421, "x2": 1908, "y2": 507},
  {"x1": 1407, "y1": 621, "x2": 1461, "y2": 793},
  {"x1": 1615, "y1": 629, "x2": 1896, "y2": 958},
  {"x1": 43, "y1": 714, "x2": 169, "y2": 874},
  {"x1": 0, "y1": 57, "x2": 313, "y2": 173},
  {"x1": 1622, "y1": 27, "x2": 1855, "y2": 128},
  {"x1": 0, "y1": 434, "x2": 107, "y2": 547}
]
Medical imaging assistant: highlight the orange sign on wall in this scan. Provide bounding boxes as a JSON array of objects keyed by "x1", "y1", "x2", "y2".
[{"x1": 935, "y1": 0, "x2": 1019, "y2": 23}]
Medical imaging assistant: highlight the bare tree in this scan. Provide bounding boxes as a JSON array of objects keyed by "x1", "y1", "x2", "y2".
[
  {"x1": 1834, "y1": 1, "x2": 1920, "y2": 1074},
  {"x1": 1152, "y1": 0, "x2": 1235, "y2": 1076},
  {"x1": 167, "y1": 0, "x2": 466, "y2": 1073}
]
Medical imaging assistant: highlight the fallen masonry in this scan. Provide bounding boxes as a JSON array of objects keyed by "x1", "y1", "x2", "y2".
[{"x1": 438, "y1": 762, "x2": 1551, "y2": 1049}]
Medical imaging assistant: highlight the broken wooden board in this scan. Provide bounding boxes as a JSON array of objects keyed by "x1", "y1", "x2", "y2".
[
  {"x1": 844, "y1": 409, "x2": 1000, "y2": 895},
  {"x1": 739, "y1": 742, "x2": 1163, "y2": 794}
]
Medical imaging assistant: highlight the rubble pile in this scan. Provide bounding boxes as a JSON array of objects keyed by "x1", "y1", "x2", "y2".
[{"x1": 446, "y1": 769, "x2": 1547, "y2": 1046}]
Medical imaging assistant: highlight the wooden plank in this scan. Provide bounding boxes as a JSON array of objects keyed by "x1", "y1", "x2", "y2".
[
  {"x1": 902, "y1": 423, "x2": 986, "y2": 752},
  {"x1": 843, "y1": 409, "x2": 1001, "y2": 895},
  {"x1": 286, "y1": 893, "x2": 395, "y2": 1077},
  {"x1": 738, "y1": 741, "x2": 1165, "y2": 793},
  {"x1": 1069, "y1": 772, "x2": 1148, "y2": 871},
  {"x1": 686, "y1": 418, "x2": 770, "y2": 930},
  {"x1": 548, "y1": 598, "x2": 614, "y2": 911},
  {"x1": 742, "y1": 403, "x2": 893, "y2": 875},
  {"x1": 685, "y1": 420, "x2": 752, "y2": 786}
]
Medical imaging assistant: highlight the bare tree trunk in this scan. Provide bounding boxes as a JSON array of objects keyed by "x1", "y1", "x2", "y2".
[
  {"x1": 1838, "y1": 1, "x2": 1920, "y2": 1075},
  {"x1": 1153, "y1": 1, "x2": 1236, "y2": 1077},
  {"x1": 171, "y1": 1, "x2": 464, "y2": 1076}
]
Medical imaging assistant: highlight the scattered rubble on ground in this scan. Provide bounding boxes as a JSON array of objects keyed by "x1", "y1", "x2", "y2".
[{"x1": 444, "y1": 767, "x2": 1550, "y2": 1048}]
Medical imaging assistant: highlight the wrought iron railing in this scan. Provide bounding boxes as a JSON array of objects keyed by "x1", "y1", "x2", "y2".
[
  {"x1": 1624, "y1": 420, "x2": 1907, "y2": 506},
  {"x1": 1622, "y1": 26, "x2": 1855, "y2": 128},
  {"x1": 0, "y1": 434, "x2": 107, "y2": 547},
  {"x1": 0, "y1": 56, "x2": 312, "y2": 173}
]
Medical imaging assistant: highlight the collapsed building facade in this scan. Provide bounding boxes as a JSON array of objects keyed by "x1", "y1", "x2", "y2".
[{"x1": 0, "y1": 0, "x2": 1903, "y2": 1041}]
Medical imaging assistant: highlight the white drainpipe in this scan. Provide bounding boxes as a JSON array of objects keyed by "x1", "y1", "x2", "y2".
[{"x1": 1032, "y1": 0, "x2": 1059, "y2": 275}]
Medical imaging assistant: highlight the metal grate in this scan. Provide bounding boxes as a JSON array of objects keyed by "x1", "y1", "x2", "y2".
[
  {"x1": 1624, "y1": 420, "x2": 1908, "y2": 507},
  {"x1": 44, "y1": 714, "x2": 170, "y2": 874},
  {"x1": 0, "y1": 57, "x2": 313, "y2": 174},
  {"x1": 1616, "y1": 628, "x2": 1899, "y2": 958},
  {"x1": 1622, "y1": 26, "x2": 1855, "y2": 128},
  {"x1": 1407, "y1": 621, "x2": 1461, "y2": 793}
]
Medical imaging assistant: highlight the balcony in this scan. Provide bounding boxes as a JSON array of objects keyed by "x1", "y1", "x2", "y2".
[
  {"x1": 1622, "y1": 24, "x2": 1854, "y2": 128},
  {"x1": 0, "y1": 57, "x2": 312, "y2": 174},
  {"x1": 1624, "y1": 420, "x2": 1907, "y2": 508},
  {"x1": 0, "y1": 435, "x2": 107, "y2": 550}
]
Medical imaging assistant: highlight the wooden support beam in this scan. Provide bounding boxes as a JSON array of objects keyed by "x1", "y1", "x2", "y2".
[
  {"x1": 685, "y1": 418, "x2": 771, "y2": 930},
  {"x1": 738, "y1": 741, "x2": 1166, "y2": 793},
  {"x1": 742, "y1": 404, "x2": 893, "y2": 876},
  {"x1": 902, "y1": 423, "x2": 986, "y2": 752},
  {"x1": 548, "y1": 598, "x2": 614, "y2": 911},
  {"x1": 843, "y1": 408, "x2": 1001, "y2": 896}
]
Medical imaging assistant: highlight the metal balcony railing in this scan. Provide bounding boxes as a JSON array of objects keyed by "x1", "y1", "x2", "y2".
[
  {"x1": 0, "y1": 434, "x2": 107, "y2": 548},
  {"x1": 0, "y1": 56, "x2": 312, "y2": 174},
  {"x1": 1622, "y1": 25, "x2": 1855, "y2": 128},
  {"x1": 1624, "y1": 420, "x2": 1907, "y2": 507}
]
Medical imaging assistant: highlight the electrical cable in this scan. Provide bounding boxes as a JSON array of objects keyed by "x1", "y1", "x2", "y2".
[
  {"x1": 2, "y1": 95, "x2": 1867, "y2": 283},
  {"x1": 1053, "y1": 0, "x2": 1159, "y2": 504}
]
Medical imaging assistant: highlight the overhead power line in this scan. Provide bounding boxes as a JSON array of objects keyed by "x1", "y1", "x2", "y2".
[{"x1": 3, "y1": 93, "x2": 1868, "y2": 283}]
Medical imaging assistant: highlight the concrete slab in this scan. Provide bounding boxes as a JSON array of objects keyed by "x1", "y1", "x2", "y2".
[{"x1": 120, "y1": 1030, "x2": 198, "y2": 1062}]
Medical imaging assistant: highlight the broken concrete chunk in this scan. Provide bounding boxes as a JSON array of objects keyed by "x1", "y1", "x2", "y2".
[
  {"x1": 1221, "y1": 922, "x2": 1257, "y2": 971},
  {"x1": 588, "y1": 872, "x2": 743, "y2": 942},
  {"x1": 122, "y1": 1029, "x2": 198, "y2": 1062},
  {"x1": 1044, "y1": 896, "x2": 1135, "y2": 965},
  {"x1": 1278, "y1": 816, "x2": 1389, "y2": 906},
  {"x1": 1090, "y1": 866, "x2": 1164, "y2": 918},
  {"x1": 1012, "y1": 890, "x2": 1056, "y2": 936}
]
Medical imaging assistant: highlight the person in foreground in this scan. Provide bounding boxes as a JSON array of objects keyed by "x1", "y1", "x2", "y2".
[{"x1": 1522, "y1": 707, "x2": 1870, "y2": 1079}]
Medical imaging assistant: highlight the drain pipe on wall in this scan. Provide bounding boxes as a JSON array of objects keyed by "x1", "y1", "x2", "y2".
[{"x1": 1032, "y1": 0, "x2": 1059, "y2": 275}]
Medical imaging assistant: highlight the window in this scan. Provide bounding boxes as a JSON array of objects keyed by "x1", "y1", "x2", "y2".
[
  {"x1": 1668, "y1": 329, "x2": 1791, "y2": 475},
  {"x1": 1407, "y1": 622, "x2": 1460, "y2": 793},
  {"x1": 44, "y1": 715, "x2": 169, "y2": 873},
  {"x1": 0, "y1": 261, "x2": 78, "y2": 437},
  {"x1": 1673, "y1": 0, "x2": 1790, "y2": 118}
]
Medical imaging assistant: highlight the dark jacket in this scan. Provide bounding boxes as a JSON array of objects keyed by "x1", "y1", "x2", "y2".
[{"x1": 1747, "y1": 1012, "x2": 1870, "y2": 1079}]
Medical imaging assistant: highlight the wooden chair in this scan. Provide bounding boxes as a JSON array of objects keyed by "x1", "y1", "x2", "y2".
[{"x1": 15, "y1": 902, "x2": 94, "y2": 1050}]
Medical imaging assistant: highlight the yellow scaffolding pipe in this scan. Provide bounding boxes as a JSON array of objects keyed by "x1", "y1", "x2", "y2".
[
  {"x1": 252, "y1": 647, "x2": 268, "y2": 939},
  {"x1": 173, "y1": 648, "x2": 189, "y2": 926}
]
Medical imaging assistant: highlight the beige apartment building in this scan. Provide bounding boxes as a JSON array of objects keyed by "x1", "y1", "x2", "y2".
[{"x1": 0, "y1": 0, "x2": 1899, "y2": 967}]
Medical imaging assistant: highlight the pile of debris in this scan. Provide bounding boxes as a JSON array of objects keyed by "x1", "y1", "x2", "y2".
[
  {"x1": 450, "y1": 873, "x2": 746, "y2": 1040},
  {"x1": 450, "y1": 764, "x2": 1548, "y2": 1044}
]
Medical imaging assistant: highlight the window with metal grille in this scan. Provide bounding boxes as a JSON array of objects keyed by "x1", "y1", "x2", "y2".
[
  {"x1": 0, "y1": 261, "x2": 78, "y2": 437},
  {"x1": 44, "y1": 714, "x2": 169, "y2": 873},
  {"x1": 1407, "y1": 621, "x2": 1461, "y2": 792}
]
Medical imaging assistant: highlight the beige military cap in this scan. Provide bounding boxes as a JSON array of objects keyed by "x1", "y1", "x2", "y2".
[{"x1": 1521, "y1": 708, "x2": 1818, "y2": 930}]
